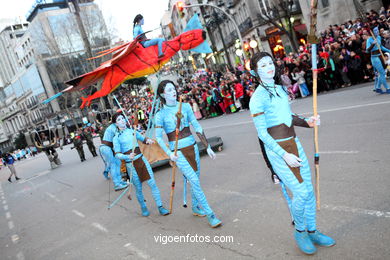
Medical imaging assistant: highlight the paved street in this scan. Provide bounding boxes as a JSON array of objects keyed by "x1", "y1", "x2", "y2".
[{"x1": 0, "y1": 83, "x2": 389, "y2": 260}]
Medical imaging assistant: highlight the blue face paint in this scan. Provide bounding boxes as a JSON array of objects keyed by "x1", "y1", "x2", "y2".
[
  {"x1": 116, "y1": 115, "x2": 127, "y2": 129},
  {"x1": 140, "y1": 18, "x2": 144, "y2": 26},
  {"x1": 373, "y1": 27, "x2": 379, "y2": 37},
  {"x1": 256, "y1": 56, "x2": 275, "y2": 85},
  {"x1": 163, "y1": 83, "x2": 177, "y2": 106}
]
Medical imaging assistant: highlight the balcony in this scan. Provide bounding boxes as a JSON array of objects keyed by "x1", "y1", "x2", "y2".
[{"x1": 238, "y1": 17, "x2": 253, "y2": 35}]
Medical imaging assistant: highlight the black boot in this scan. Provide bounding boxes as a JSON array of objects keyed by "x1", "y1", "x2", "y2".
[
  {"x1": 15, "y1": 177, "x2": 21, "y2": 180},
  {"x1": 8, "y1": 177, "x2": 12, "y2": 183}
]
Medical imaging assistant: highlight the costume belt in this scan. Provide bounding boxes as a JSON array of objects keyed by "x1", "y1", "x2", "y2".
[
  {"x1": 101, "y1": 140, "x2": 113, "y2": 148},
  {"x1": 371, "y1": 50, "x2": 381, "y2": 56},
  {"x1": 267, "y1": 124, "x2": 296, "y2": 140},
  {"x1": 123, "y1": 146, "x2": 141, "y2": 156},
  {"x1": 167, "y1": 127, "x2": 192, "y2": 142}
]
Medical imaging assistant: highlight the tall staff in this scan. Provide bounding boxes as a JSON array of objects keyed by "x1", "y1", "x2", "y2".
[
  {"x1": 168, "y1": 96, "x2": 183, "y2": 213},
  {"x1": 308, "y1": 0, "x2": 320, "y2": 210}
]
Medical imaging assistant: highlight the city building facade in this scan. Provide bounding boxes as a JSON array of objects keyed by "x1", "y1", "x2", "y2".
[{"x1": 0, "y1": 0, "x2": 111, "y2": 152}]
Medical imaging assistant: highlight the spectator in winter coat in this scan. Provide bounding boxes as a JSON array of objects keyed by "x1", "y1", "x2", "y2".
[
  {"x1": 234, "y1": 80, "x2": 246, "y2": 110},
  {"x1": 292, "y1": 67, "x2": 310, "y2": 97}
]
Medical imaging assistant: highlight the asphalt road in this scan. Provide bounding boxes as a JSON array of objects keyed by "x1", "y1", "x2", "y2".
[{"x1": 0, "y1": 82, "x2": 389, "y2": 260}]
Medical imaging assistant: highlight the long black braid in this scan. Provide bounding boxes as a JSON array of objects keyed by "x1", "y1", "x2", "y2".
[
  {"x1": 250, "y1": 52, "x2": 287, "y2": 99},
  {"x1": 133, "y1": 14, "x2": 143, "y2": 28}
]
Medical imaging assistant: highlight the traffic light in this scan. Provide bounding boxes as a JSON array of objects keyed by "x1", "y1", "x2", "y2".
[{"x1": 176, "y1": 1, "x2": 185, "y2": 18}]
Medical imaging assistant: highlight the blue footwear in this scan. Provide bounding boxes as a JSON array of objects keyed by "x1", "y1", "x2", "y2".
[
  {"x1": 158, "y1": 206, "x2": 170, "y2": 216},
  {"x1": 114, "y1": 182, "x2": 128, "y2": 191},
  {"x1": 141, "y1": 206, "x2": 150, "y2": 217},
  {"x1": 386, "y1": 89, "x2": 390, "y2": 94},
  {"x1": 192, "y1": 206, "x2": 206, "y2": 217},
  {"x1": 308, "y1": 230, "x2": 336, "y2": 247},
  {"x1": 103, "y1": 171, "x2": 110, "y2": 180},
  {"x1": 207, "y1": 213, "x2": 222, "y2": 228},
  {"x1": 294, "y1": 230, "x2": 317, "y2": 255},
  {"x1": 375, "y1": 88, "x2": 384, "y2": 94}
]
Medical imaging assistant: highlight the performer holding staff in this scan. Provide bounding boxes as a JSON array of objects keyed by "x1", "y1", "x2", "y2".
[
  {"x1": 249, "y1": 52, "x2": 335, "y2": 254},
  {"x1": 155, "y1": 80, "x2": 222, "y2": 228},
  {"x1": 112, "y1": 112, "x2": 169, "y2": 217}
]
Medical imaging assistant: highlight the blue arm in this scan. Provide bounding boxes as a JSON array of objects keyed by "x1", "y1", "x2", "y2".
[
  {"x1": 113, "y1": 135, "x2": 129, "y2": 161},
  {"x1": 252, "y1": 114, "x2": 286, "y2": 157},
  {"x1": 155, "y1": 112, "x2": 172, "y2": 156},
  {"x1": 136, "y1": 130, "x2": 145, "y2": 143}
]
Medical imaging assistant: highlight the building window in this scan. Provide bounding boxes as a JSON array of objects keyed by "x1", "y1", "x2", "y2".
[{"x1": 320, "y1": 0, "x2": 329, "y2": 8}]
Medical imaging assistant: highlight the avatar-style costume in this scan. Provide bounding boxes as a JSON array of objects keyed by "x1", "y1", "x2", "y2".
[
  {"x1": 250, "y1": 85, "x2": 316, "y2": 230},
  {"x1": 250, "y1": 81, "x2": 335, "y2": 254},
  {"x1": 133, "y1": 24, "x2": 164, "y2": 57},
  {"x1": 366, "y1": 28, "x2": 390, "y2": 94},
  {"x1": 155, "y1": 102, "x2": 221, "y2": 227},
  {"x1": 99, "y1": 124, "x2": 128, "y2": 190},
  {"x1": 113, "y1": 128, "x2": 169, "y2": 216}
]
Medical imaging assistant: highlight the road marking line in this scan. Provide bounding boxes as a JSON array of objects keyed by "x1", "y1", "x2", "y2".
[
  {"x1": 8, "y1": 221, "x2": 14, "y2": 230},
  {"x1": 248, "y1": 151, "x2": 359, "y2": 155},
  {"x1": 6, "y1": 212, "x2": 11, "y2": 219},
  {"x1": 92, "y1": 222, "x2": 108, "y2": 233},
  {"x1": 124, "y1": 243, "x2": 151, "y2": 259},
  {"x1": 301, "y1": 100, "x2": 390, "y2": 116},
  {"x1": 72, "y1": 210, "x2": 85, "y2": 218},
  {"x1": 204, "y1": 101, "x2": 390, "y2": 130},
  {"x1": 11, "y1": 234, "x2": 19, "y2": 243},
  {"x1": 322, "y1": 204, "x2": 390, "y2": 218},
  {"x1": 45, "y1": 192, "x2": 60, "y2": 202},
  {"x1": 214, "y1": 190, "x2": 390, "y2": 219},
  {"x1": 319, "y1": 151, "x2": 359, "y2": 154},
  {"x1": 18, "y1": 170, "x2": 51, "y2": 184},
  {"x1": 4, "y1": 205, "x2": 8, "y2": 210},
  {"x1": 16, "y1": 252, "x2": 25, "y2": 260},
  {"x1": 71, "y1": 198, "x2": 77, "y2": 202}
]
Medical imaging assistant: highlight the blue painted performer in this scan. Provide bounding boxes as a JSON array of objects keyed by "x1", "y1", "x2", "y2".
[
  {"x1": 99, "y1": 117, "x2": 128, "y2": 191},
  {"x1": 133, "y1": 14, "x2": 165, "y2": 60},
  {"x1": 366, "y1": 27, "x2": 390, "y2": 94},
  {"x1": 112, "y1": 112, "x2": 170, "y2": 217},
  {"x1": 155, "y1": 80, "x2": 222, "y2": 228},
  {"x1": 249, "y1": 52, "x2": 335, "y2": 255}
]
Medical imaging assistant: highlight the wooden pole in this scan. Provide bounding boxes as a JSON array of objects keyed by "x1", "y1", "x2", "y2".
[
  {"x1": 169, "y1": 96, "x2": 183, "y2": 213},
  {"x1": 309, "y1": 0, "x2": 320, "y2": 210}
]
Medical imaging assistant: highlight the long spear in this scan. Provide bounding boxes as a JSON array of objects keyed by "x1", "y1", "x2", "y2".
[
  {"x1": 169, "y1": 96, "x2": 183, "y2": 214},
  {"x1": 308, "y1": 0, "x2": 321, "y2": 210}
]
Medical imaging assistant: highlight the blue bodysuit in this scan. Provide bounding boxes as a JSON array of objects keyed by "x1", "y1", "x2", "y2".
[
  {"x1": 250, "y1": 85, "x2": 316, "y2": 232},
  {"x1": 366, "y1": 35, "x2": 390, "y2": 91},
  {"x1": 155, "y1": 103, "x2": 213, "y2": 215},
  {"x1": 113, "y1": 128, "x2": 164, "y2": 209},
  {"x1": 99, "y1": 124, "x2": 123, "y2": 187}
]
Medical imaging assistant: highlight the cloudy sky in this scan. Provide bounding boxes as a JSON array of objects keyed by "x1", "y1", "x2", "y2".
[{"x1": 0, "y1": 0, "x2": 171, "y2": 41}]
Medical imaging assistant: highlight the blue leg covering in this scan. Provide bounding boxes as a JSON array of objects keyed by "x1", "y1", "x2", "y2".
[
  {"x1": 176, "y1": 144, "x2": 213, "y2": 215},
  {"x1": 126, "y1": 156, "x2": 163, "y2": 208},
  {"x1": 266, "y1": 137, "x2": 316, "y2": 231},
  {"x1": 100, "y1": 145, "x2": 123, "y2": 186},
  {"x1": 371, "y1": 56, "x2": 389, "y2": 90}
]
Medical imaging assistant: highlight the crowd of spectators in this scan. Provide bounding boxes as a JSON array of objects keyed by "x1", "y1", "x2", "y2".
[{"x1": 113, "y1": 6, "x2": 389, "y2": 128}]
